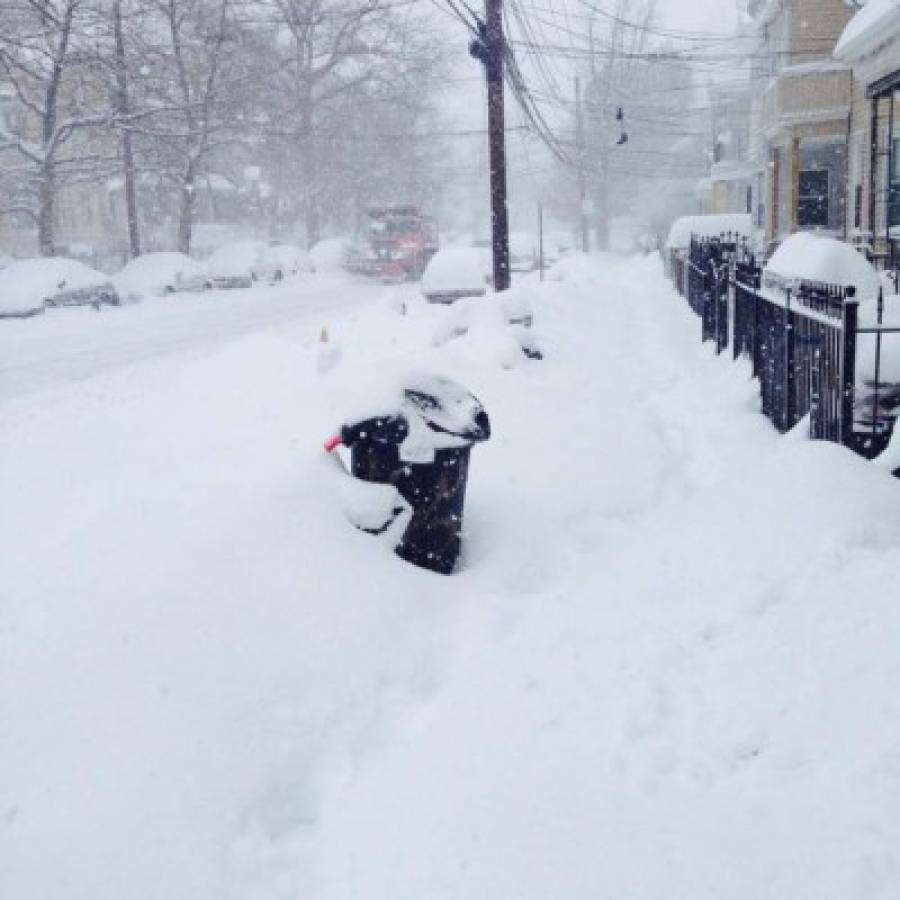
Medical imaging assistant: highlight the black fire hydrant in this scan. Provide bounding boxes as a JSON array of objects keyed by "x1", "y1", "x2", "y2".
[{"x1": 329, "y1": 376, "x2": 490, "y2": 575}]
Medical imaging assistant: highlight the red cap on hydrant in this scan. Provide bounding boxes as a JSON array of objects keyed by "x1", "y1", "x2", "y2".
[{"x1": 323, "y1": 435, "x2": 343, "y2": 453}]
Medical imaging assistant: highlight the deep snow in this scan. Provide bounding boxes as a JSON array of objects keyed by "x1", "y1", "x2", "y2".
[{"x1": 2, "y1": 256, "x2": 899, "y2": 900}]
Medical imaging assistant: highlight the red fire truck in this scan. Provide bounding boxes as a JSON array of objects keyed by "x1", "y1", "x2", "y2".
[{"x1": 347, "y1": 205, "x2": 439, "y2": 282}]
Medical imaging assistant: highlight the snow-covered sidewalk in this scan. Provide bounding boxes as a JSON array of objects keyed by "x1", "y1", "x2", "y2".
[{"x1": 2, "y1": 255, "x2": 899, "y2": 900}]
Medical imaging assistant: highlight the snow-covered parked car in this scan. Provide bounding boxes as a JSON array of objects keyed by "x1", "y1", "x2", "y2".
[
  {"x1": 0, "y1": 257, "x2": 118, "y2": 318},
  {"x1": 266, "y1": 243, "x2": 315, "y2": 278},
  {"x1": 309, "y1": 237, "x2": 352, "y2": 273},
  {"x1": 201, "y1": 241, "x2": 266, "y2": 289},
  {"x1": 190, "y1": 240, "x2": 309, "y2": 291},
  {"x1": 421, "y1": 246, "x2": 490, "y2": 304},
  {"x1": 113, "y1": 252, "x2": 205, "y2": 301}
]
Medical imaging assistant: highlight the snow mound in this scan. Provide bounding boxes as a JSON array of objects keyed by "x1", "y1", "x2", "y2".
[
  {"x1": 431, "y1": 295, "x2": 532, "y2": 369},
  {"x1": 764, "y1": 232, "x2": 880, "y2": 299},
  {"x1": 665, "y1": 214, "x2": 753, "y2": 250}
]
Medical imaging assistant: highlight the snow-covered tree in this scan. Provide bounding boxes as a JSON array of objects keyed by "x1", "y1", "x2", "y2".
[{"x1": 0, "y1": 0, "x2": 115, "y2": 254}]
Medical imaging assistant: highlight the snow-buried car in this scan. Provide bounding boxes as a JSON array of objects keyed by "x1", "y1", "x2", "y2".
[{"x1": 0, "y1": 257, "x2": 119, "y2": 318}]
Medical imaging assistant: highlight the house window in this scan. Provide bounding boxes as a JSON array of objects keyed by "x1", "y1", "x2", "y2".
[
  {"x1": 798, "y1": 169, "x2": 829, "y2": 229},
  {"x1": 746, "y1": 185, "x2": 752, "y2": 214},
  {"x1": 855, "y1": 184, "x2": 863, "y2": 230}
]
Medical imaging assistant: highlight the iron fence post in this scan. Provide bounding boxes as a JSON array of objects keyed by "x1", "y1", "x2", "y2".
[
  {"x1": 872, "y1": 286, "x2": 884, "y2": 439},
  {"x1": 840, "y1": 291, "x2": 858, "y2": 448},
  {"x1": 784, "y1": 287, "x2": 795, "y2": 431},
  {"x1": 751, "y1": 266, "x2": 761, "y2": 378}
]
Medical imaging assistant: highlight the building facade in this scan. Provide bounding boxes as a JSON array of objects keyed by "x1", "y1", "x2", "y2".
[
  {"x1": 747, "y1": 0, "x2": 856, "y2": 247},
  {"x1": 835, "y1": 0, "x2": 900, "y2": 269},
  {"x1": 700, "y1": 83, "x2": 756, "y2": 218}
]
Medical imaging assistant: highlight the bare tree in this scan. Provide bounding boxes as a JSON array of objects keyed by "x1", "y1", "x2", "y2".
[
  {"x1": 250, "y1": 0, "x2": 447, "y2": 244},
  {"x1": 0, "y1": 0, "x2": 114, "y2": 254},
  {"x1": 112, "y1": 0, "x2": 140, "y2": 256},
  {"x1": 126, "y1": 0, "x2": 254, "y2": 253},
  {"x1": 570, "y1": 0, "x2": 699, "y2": 244},
  {"x1": 0, "y1": 0, "x2": 450, "y2": 257}
]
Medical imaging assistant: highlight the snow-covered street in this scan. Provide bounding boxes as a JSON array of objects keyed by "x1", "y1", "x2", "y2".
[
  {"x1": 3, "y1": 255, "x2": 900, "y2": 900},
  {"x1": 0, "y1": 275, "x2": 376, "y2": 402}
]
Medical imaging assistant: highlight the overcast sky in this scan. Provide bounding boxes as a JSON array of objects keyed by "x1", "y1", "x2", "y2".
[
  {"x1": 657, "y1": 0, "x2": 743, "y2": 36},
  {"x1": 434, "y1": 0, "x2": 747, "y2": 231}
]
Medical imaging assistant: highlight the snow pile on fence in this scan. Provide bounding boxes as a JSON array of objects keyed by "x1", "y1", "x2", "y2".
[
  {"x1": 764, "y1": 231, "x2": 881, "y2": 300},
  {"x1": 665, "y1": 213, "x2": 753, "y2": 251},
  {"x1": 2, "y1": 255, "x2": 900, "y2": 900}
]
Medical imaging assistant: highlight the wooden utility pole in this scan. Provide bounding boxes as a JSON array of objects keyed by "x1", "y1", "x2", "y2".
[
  {"x1": 113, "y1": 0, "x2": 140, "y2": 258},
  {"x1": 471, "y1": 0, "x2": 510, "y2": 291}
]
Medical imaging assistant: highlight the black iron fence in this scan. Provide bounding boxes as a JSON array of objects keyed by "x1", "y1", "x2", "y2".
[{"x1": 669, "y1": 233, "x2": 900, "y2": 468}]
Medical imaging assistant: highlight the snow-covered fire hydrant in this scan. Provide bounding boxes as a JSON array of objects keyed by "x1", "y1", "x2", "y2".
[{"x1": 325, "y1": 375, "x2": 490, "y2": 575}]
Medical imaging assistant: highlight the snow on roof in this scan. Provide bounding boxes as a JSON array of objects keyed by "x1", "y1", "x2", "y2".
[
  {"x1": 665, "y1": 214, "x2": 753, "y2": 250},
  {"x1": 763, "y1": 232, "x2": 880, "y2": 299},
  {"x1": 747, "y1": 0, "x2": 784, "y2": 25},
  {"x1": 834, "y1": 0, "x2": 900, "y2": 61}
]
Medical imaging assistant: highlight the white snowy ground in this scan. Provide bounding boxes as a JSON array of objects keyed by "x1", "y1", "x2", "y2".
[{"x1": 2, "y1": 256, "x2": 900, "y2": 900}]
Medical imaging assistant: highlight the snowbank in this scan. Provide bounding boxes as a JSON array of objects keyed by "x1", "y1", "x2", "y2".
[
  {"x1": 665, "y1": 214, "x2": 753, "y2": 251},
  {"x1": 764, "y1": 232, "x2": 881, "y2": 299},
  {"x1": 834, "y1": 0, "x2": 900, "y2": 61}
]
